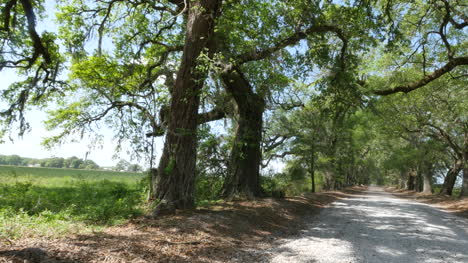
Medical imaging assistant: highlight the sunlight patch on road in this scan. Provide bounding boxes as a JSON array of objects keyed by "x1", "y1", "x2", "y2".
[
  {"x1": 375, "y1": 246, "x2": 404, "y2": 256},
  {"x1": 271, "y1": 237, "x2": 356, "y2": 263}
]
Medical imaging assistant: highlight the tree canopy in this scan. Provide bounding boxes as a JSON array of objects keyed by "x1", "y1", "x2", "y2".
[{"x1": 0, "y1": 0, "x2": 467, "y2": 213}]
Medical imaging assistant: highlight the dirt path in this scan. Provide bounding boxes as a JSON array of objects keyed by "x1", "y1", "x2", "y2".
[{"x1": 266, "y1": 186, "x2": 468, "y2": 263}]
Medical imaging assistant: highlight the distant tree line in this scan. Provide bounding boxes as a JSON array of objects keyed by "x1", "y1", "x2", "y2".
[
  {"x1": 0, "y1": 155, "x2": 99, "y2": 170},
  {"x1": 114, "y1": 159, "x2": 143, "y2": 172}
]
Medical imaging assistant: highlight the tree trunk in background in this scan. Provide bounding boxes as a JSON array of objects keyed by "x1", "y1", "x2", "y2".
[
  {"x1": 461, "y1": 165, "x2": 468, "y2": 198},
  {"x1": 407, "y1": 169, "x2": 416, "y2": 191},
  {"x1": 336, "y1": 161, "x2": 344, "y2": 189},
  {"x1": 399, "y1": 179, "x2": 406, "y2": 189},
  {"x1": 460, "y1": 133, "x2": 468, "y2": 198},
  {"x1": 323, "y1": 169, "x2": 335, "y2": 190},
  {"x1": 415, "y1": 168, "x2": 424, "y2": 192},
  {"x1": 422, "y1": 170, "x2": 432, "y2": 194},
  {"x1": 399, "y1": 170, "x2": 406, "y2": 189},
  {"x1": 439, "y1": 160, "x2": 462, "y2": 196},
  {"x1": 147, "y1": 168, "x2": 157, "y2": 201},
  {"x1": 310, "y1": 150, "x2": 316, "y2": 193},
  {"x1": 220, "y1": 70, "x2": 265, "y2": 199},
  {"x1": 152, "y1": 0, "x2": 221, "y2": 215}
]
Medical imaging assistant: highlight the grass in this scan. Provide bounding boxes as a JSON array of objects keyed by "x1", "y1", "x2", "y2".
[
  {"x1": 0, "y1": 165, "x2": 142, "y2": 186},
  {"x1": 433, "y1": 185, "x2": 461, "y2": 197},
  {"x1": 0, "y1": 165, "x2": 146, "y2": 239}
]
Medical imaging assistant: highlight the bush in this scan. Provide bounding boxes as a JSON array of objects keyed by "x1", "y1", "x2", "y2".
[
  {"x1": 195, "y1": 174, "x2": 224, "y2": 204},
  {"x1": 261, "y1": 175, "x2": 286, "y2": 198}
]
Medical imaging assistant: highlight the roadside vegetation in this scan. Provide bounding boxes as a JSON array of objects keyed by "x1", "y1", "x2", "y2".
[
  {"x1": 0, "y1": 164, "x2": 329, "y2": 240},
  {"x1": 0, "y1": 166, "x2": 145, "y2": 239}
]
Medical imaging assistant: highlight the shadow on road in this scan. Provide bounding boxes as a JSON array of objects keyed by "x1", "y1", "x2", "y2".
[{"x1": 269, "y1": 187, "x2": 468, "y2": 263}]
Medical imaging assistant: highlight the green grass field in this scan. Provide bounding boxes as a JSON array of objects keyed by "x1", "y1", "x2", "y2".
[{"x1": 0, "y1": 165, "x2": 146, "y2": 239}]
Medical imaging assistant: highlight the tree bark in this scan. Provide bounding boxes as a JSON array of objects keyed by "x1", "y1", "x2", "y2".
[
  {"x1": 407, "y1": 169, "x2": 416, "y2": 191},
  {"x1": 460, "y1": 164, "x2": 468, "y2": 198},
  {"x1": 152, "y1": 0, "x2": 221, "y2": 215},
  {"x1": 422, "y1": 167, "x2": 433, "y2": 195},
  {"x1": 399, "y1": 178, "x2": 406, "y2": 189},
  {"x1": 323, "y1": 169, "x2": 335, "y2": 190},
  {"x1": 310, "y1": 151, "x2": 316, "y2": 193},
  {"x1": 460, "y1": 133, "x2": 468, "y2": 198},
  {"x1": 415, "y1": 168, "x2": 424, "y2": 192},
  {"x1": 439, "y1": 160, "x2": 462, "y2": 196},
  {"x1": 220, "y1": 70, "x2": 265, "y2": 199}
]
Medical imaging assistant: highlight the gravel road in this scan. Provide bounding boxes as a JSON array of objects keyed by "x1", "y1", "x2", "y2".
[{"x1": 267, "y1": 186, "x2": 468, "y2": 263}]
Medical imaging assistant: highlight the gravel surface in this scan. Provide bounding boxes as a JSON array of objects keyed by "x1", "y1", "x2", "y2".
[{"x1": 266, "y1": 186, "x2": 468, "y2": 263}]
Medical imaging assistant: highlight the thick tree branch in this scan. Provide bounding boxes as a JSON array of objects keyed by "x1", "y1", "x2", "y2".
[
  {"x1": 97, "y1": 1, "x2": 115, "y2": 55},
  {"x1": 20, "y1": 0, "x2": 51, "y2": 65},
  {"x1": 441, "y1": 0, "x2": 468, "y2": 29},
  {"x1": 197, "y1": 107, "x2": 226, "y2": 124},
  {"x1": 439, "y1": 11, "x2": 453, "y2": 59},
  {"x1": 424, "y1": 122, "x2": 462, "y2": 157},
  {"x1": 262, "y1": 151, "x2": 294, "y2": 168},
  {"x1": 146, "y1": 106, "x2": 227, "y2": 138},
  {"x1": 263, "y1": 135, "x2": 289, "y2": 153},
  {"x1": 234, "y1": 25, "x2": 347, "y2": 66},
  {"x1": 374, "y1": 56, "x2": 468, "y2": 95}
]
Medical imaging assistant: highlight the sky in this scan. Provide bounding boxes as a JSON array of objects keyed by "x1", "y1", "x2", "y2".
[
  {"x1": 0, "y1": 71, "x2": 158, "y2": 167},
  {"x1": 0, "y1": 1, "x2": 154, "y2": 167},
  {"x1": 0, "y1": 71, "x2": 163, "y2": 168}
]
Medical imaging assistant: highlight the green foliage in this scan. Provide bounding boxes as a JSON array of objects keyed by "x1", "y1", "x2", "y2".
[
  {"x1": 262, "y1": 159, "x2": 321, "y2": 197},
  {"x1": 261, "y1": 175, "x2": 284, "y2": 197},
  {"x1": 195, "y1": 175, "x2": 224, "y2": 204},
  {"x1": 0, "y1": 165, "x2": 142, "y2": 183},
  {"x1": 371, "y1": 78, "x2": 467, "y2": 187},
  {"x1": 433, "y1": 185, "x2": 462, "y2": 197},
  {"x1": 261, "y1": 172, "x2": 314, "y2": 197},
  {"x1": 0, "y1": 181, "x2": 142, "y2": 224},
  {"x1": 0, "y1": 0, "x2": 66, "y2": 138},
  {"x1": 0, "y1": 166, "x2": 145, "y2": 239},
  {"x1": 0, "y1": 207, "x2": 102, "y2": 240}
]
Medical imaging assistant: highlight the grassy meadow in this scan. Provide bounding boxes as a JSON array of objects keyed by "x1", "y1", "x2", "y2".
[{"x1": 0, "y1": 165, "x2": 146, "y2": 239}]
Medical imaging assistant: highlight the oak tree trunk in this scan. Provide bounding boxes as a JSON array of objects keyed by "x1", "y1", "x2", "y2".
[
  {"x1": 421, "y1": 161, "x2": 433, "y2": 194},
  {"x1": 407, "y1": 169, "x2": 416, "y2": 191},
  {"x1": 152, "y1": 0, "x2": 221, "y2": 215},
  {"x1": 461, "y1": 165, "x2": 468, "y2": 198},
  {"x1": 439, "y1": 160, "x2": 462, "y2": 196},
  {"x1": 323, "y1": 169, "x2": 335, "y2": 190},
  {"x1": 422, "y1": 171, "x2": 433, "y2": 194},
  {"x1": 220, "y1": 70, "x2": 265, "y2": 199},
  {"x1": 415, "y1": 168, "x2": 424, "y2": 192}
]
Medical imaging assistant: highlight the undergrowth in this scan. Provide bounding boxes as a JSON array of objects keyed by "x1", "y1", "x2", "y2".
[{"x1": 0, "y1": 169, "x2": 146, "y2": 239}]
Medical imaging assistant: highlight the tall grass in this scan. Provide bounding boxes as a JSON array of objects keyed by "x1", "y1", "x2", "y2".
[
  {"x1": 0, "y1": 165, "x2": 141, "y2": 186},
  {"x1": 0, "y1": 166, "x2": 146, "y2": 239}
]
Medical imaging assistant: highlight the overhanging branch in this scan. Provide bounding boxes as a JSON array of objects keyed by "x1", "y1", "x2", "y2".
[
  {"x1": 234, "y1": 24, "x2": 347, "y2": 66},
  {"x1": 374, "y1": 56, "x2": 468, "y2": 95},
  {"x1": 197, "y1": 107, "x2": 226, "y2": 124},
  {"x1": 262, "y1": 151, "x2": 294, "y2": 168},
  {"x1": 20, "y1": 0, "x2": 51, "y2": 65}
]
